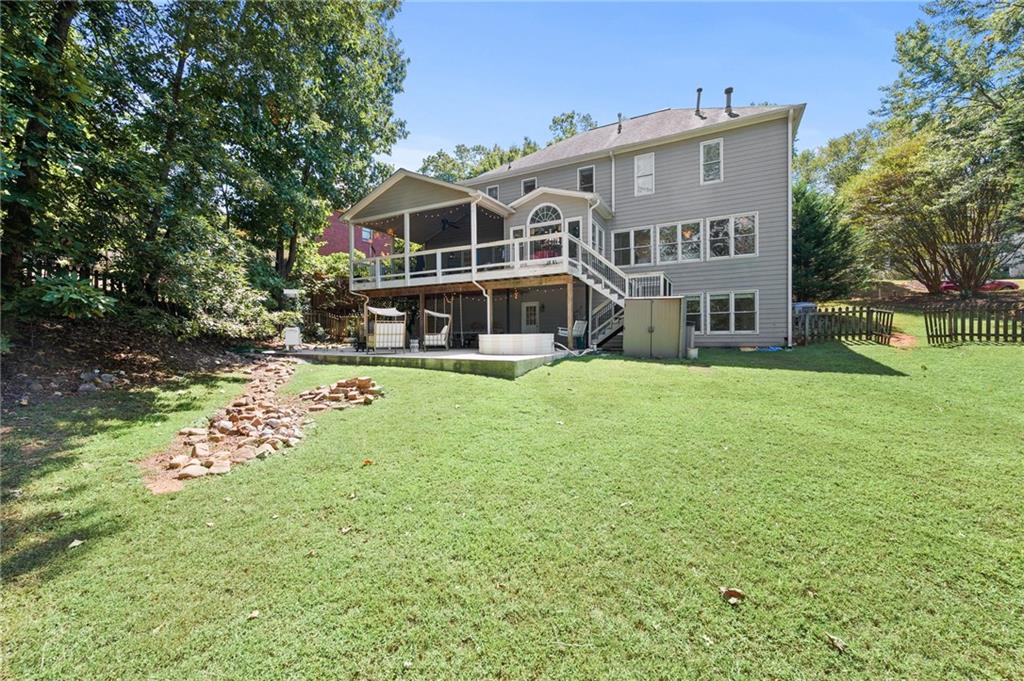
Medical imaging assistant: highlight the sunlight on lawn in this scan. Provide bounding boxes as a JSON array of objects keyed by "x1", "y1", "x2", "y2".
[{"x1": 3, "y1": 343, "x2": 1022, "y2": 678}]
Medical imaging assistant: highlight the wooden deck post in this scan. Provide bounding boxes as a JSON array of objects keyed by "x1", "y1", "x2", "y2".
[
  {"x1": 419, "y1": 291, "x2": 425, "y2": 345},
  {"x1": 566, "y1": 280, "x2": 574, "y2": 349}
]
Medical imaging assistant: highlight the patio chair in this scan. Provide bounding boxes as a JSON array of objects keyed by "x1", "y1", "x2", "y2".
[{"x1": 556, "y1": 320, "x2": 588, "y2": 349}]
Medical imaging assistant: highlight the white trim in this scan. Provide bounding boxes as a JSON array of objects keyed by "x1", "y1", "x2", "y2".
[
  {"x1": 521, "y1": 301, "x2": 541, "y2": 333},
  {"x1": 507, "y1": 186, "x2": 613, "y2": 219},
  {"x1": 699, "y1": 138, "x2": 724, "y2": 185},
  {"x1": 655, "y1": 218, "x2": 704, "y2": 264},
  {"x1": 706, "y1": 289, "x2": 759, "y2": 335},
  {"x1": 486, "y1": 184, "x2": 500, "y2": 201},
  {"x1": 577, "y1": 165, "x2": 596, "y2": 192},
  {"x1": 634, "y1": 152, "x2": 655, "y2": 196},
  {"x1": 786, "y1": 108, "x2": 794, "y2": 347},
  {"x1": 706, "y1": 211, "x2": 759, "y2": 259},
  {"x1": 611, "y1": 225, "x2": 655, "y2": 267},
  {"x1": 342, "y1": 168, "x2": 511, "y2": 221},
  {"x1": 679, "y1": 291, "x2": 705, "y2": 335},
  {"x1": 609, "y1": 151, "x2": 616, "y2": 212},
  {"x1": 521, "y1": 177, "x2": 537, "y2": 196},
  {"x1": 459, "y1": 105, "x2": 806, "y2": 186},
  {"x1": 527, "y1": 203, "x2": 563, "y2": 227}
]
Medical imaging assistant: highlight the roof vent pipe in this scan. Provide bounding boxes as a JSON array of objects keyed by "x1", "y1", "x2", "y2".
[
  {"x1": 724, "y1": 86, "x2": 734, "y2": 116},
  {"x1": 695, "y1": 87, "x2": 705, "y2": 119},
  {"x1": 617, "y1": 113, "x2": 623, "y2": 134}
]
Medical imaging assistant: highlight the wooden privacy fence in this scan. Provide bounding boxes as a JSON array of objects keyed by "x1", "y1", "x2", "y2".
[
  {"x1": 924, "y1": 302, "x2": 1024, "y2": 344},
  {"x1": 795, "y1": 305, "x2": 894, "y2": 345},
  {"x1": 302, "y1": 311, "x2": 357, "y2": 341}
]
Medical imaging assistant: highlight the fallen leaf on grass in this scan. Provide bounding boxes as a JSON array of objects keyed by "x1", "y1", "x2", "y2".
[
  {"x1": 825, "y1": 633, "x2": 847, "y2": 653},
  {"x1": 247, "y1": 610, "x2": 260, "y2": 620},
  {"x1": 305, "y1": 549, "x2": 317, "y2": 557},
  {"x1": 206, "y1": 522, "x2": 214, "y2": 528},
  {"x1": 68, "y1": 539, "x2": 84, "y2": 549},
  {"x1": 362, "y1": 459, "x2": 374, "y2": 467},
  {"x1": 341, "y1": 526, "x2": 352, "y2": 535},
  {"x1": 719, "y1": 586, "x2": 745, "y2": 605}
]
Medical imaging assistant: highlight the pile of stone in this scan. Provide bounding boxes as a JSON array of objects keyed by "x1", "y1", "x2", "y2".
[
  {"x1": 77, "y1": 369, "x2": 130, "y2": 393},
  {"x1": 163, "y1": 360, "x2": 380, "y2": 482},
  {"x1": 298, "y1": 376, "x2": 383, "y2": 412}
]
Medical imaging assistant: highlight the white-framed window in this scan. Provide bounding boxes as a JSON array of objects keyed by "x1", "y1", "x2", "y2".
[
  {"x1": 486, "y1": 185, "x2": 499, "y2": 200},
  {"x1": 700, "y1": 138, "x2": 723, "y2": 185},
  {"x1": 521, "y1": 177, "x2": 537, "y2": 196},
  {"x1": 657, "y1": 219, "x2": 703, "y2": 263},
  {"x1": 707, "y1": 290, "x2": 758, "y2": 334},
  {"x1": 707, "y1": 212, "x2": 757, "y2": 259},
  {"x1": 612, "y1": 226, "x2": 653, "y2": 266},
  {"x1": 682, "y1": 293, "x2": 703, "y2": 334},
  {"x1": 634, "y1": 152, "x2": 655, "y2": 196},
  {"x1": 577, "y1": 165, "x2": 595, "y2": 193},
  {"x1": 591, "y1": 222, "x2": 606, "y2": 255},
  {"x1": 360, "y1": 227, "x2": 373, "y2": 241}
]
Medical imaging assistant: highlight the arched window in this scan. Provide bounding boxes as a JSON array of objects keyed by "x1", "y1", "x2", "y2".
[{"x1": 528, "y1": 204, "x2": 562, "y2": 226}]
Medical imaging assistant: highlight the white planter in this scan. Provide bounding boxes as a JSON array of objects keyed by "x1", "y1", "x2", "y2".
[
  {"x1": 283, "y1": 326, "x2": 302, "y2": 349},
  {"x1": 478, "y1": 333, "x2": 554, "y2": 355}
]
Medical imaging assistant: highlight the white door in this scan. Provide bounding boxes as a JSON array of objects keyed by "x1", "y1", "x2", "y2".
[{"x1": 521, "y1": 302, "x2": 540, "y2": 333}]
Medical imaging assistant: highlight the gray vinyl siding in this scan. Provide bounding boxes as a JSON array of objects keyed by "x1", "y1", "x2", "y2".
[
  {"x1": 466, "y1": 158, "x2": 613, "y2": 212},
  {"x1": 355, "y1": 176, "x2": 468, "y2": 220},
  {"x1": 460, "y1": 118, "x2": 791, "y2": 346},
  {"x1": 608, "y1": 119, "x2": 789, "y2": 346}
]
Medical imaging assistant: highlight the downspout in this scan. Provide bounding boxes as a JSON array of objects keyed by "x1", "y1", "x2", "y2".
[
  {"x1": 786, "y1": 107, "x2": 794, "y2": 347},
  {"x1": 608, "y1": 151, "x2": 616, "y2": 213}
]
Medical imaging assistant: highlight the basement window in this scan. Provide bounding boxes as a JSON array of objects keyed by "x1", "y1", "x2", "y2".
[{"x1": 708, "y1": 291, "x2": 758, "y2": 334}]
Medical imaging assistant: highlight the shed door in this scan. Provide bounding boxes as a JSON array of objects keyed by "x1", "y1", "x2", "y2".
[
  {"x1": 623, "y1": 299, "x2": 652, "y2": 357},
  {"x1": 650, "y1": 299, "x2": 682, "y2": 358}
]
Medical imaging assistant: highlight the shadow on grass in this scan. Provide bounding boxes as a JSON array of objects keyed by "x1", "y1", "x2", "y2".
[
  {"x1": 1, "y1": 372, "x2": 245, "y2": 583},
  {"x1": 574, "y1": 342, "x2": 907, "y2": 377}
]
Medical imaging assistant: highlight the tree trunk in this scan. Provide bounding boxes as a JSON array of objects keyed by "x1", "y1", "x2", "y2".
[
  {"x1": 1, "y1": 0, "x2": 80, "y2": 292},
  {"x1": 282, "y1": 232, "x2": 298, "y2": 279}
]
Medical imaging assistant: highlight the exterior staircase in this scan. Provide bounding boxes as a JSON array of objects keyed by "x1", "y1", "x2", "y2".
[{"x1": 565, "y1": 235, "x2": 671, "y2": 350}]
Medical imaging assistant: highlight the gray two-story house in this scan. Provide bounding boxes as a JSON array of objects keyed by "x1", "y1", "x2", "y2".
[{"x1": 341, "y1": 95, "x2": 805, "y2": 348}]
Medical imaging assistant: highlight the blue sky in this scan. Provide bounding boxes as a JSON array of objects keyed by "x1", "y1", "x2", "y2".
[{"x1": 383, "y1": 1, "x2": 923, "y2": 169}]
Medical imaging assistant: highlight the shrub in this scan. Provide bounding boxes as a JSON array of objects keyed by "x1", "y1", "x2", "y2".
[{"x1": 9, "y1": 274, "x2": 118, "y2": 320}]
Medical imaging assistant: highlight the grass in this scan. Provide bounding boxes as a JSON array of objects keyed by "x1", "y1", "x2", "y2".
[{"x1": 3, "y1": 333, "x2": 1023, "y2": 679}]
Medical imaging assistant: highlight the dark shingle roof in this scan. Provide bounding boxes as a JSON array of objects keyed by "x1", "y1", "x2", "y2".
[{"x1": 467, "y1": 105, "x2": 802, "y2": 183}]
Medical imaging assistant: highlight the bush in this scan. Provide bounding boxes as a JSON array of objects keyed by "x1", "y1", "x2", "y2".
[{"x1": 8, "y1": 274, "x2": 118, "y2": 320}]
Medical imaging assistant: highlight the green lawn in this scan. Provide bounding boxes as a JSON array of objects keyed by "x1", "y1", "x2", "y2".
[{"x1": 3, "y1": 333, "x2": 1023, "y2": 679}]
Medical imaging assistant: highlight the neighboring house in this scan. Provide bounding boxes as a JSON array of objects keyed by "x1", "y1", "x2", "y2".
[
  {"x1": 341, "y1": 90, "x2": 805, "y2": 347},
  {"x1": 320, "y1": 211, "x2": 393, "y2": 258}
]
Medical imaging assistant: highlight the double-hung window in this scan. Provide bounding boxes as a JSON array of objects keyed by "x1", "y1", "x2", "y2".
[
  {"x1": 708, "y1": 291, "x2": 757, "y2": 334},
  {"x1": 577, "y1": 166, "x2": 595, "y2": 193},
  {"x1": 486, "y1": 185, "x2": 499, "y2": 200},
  {"x1": 683, "y1": 294, "x2": 703, "y2": 333},
  {"x1": 700, "y1": 138, "x2": 723, "y2": 184},
  {"x1": 708, "y1": 213, "x2": 757, "y2": 258},
  {"x1": 634, "y1": 153, "x2": 655, "y2": 196},
  {"x1": 612, "y1": 227, "x2": 653, "y2": 266},
  {"x1": 521, "y1": 178, "x2": 537, "y2": 196},
  {"x1": 657, "y1": 219, "x2": 702, "y2": 263}
]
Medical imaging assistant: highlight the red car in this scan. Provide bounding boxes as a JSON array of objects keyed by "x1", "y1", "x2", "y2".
[{"x1": 939, "y1": 280, "x2": 1020, "y2": 292}]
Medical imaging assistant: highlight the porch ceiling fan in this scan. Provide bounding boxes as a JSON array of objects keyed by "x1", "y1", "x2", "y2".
[{"x1": 423, "y1": 210, "x2": 469, "y2": 242}]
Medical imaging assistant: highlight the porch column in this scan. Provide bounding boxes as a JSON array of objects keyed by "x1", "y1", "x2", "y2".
[
  {"x1": 566, "y1": 280, "x2": 574, "y2": 349},
  {"x1": 470, "y1": 200, "x2": 478, "y2": 277},
  {"x1": 348, "y1": 221, "x2": 355, "y2": 287},
  {"x1": 403, "y1": 211, "x2": 411, "y2": 284},
  {"x1": 485, "y1": 284, "x2": 493, "y2": 334}
]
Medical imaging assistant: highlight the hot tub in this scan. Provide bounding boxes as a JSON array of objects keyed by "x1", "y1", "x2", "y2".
[{"x1": 478, "y1": 333, "x2": 555, "y2": 355}]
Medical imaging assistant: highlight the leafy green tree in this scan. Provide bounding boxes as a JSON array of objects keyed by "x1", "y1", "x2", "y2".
[
  {"x1": 794, "y1": 127, "x2": 880, "y2": 193},
  {"x1": 548, "y1": 111, "x2": 597, "y2": 144},
  {"x1": 792, "y1": 181, "x2": 869, "y2": 301},
  {"x1": 878, "y1": 0, "x2": 1023, "y2": 293},
  {"x1": 419, "y1": 138, "x2": 539, "y2": 182}
]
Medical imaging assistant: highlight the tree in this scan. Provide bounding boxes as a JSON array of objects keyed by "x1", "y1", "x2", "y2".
[
  {"x1": 877, "y1": 0, "x2": 1024, "y2": 293},
  {"x1": 791, "y1": 180, "x2": 869, "y2": 301},
  {"x1": 548, "y1": 110, "x2": 597, "y2": 144},
  {"x1": 843, "y1": 132, "x2": 950, "y2": 293},
  {"x1": 793, "y1": 127, "x2": 880, "y2": 193},
  {"x1": 419, "y1": 138, "x2": 539, "y2": 182}
]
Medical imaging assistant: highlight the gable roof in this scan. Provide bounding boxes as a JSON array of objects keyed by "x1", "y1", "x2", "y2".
[
  {"x1": 466, "y1": 104, "x2": 805, "y2": 184},
  {"x1": 508, "y1": 187, "x2": 613, "y2": 219},
  {"x1": 343, "y1": 168, "x2": 512, "y2": 222}
]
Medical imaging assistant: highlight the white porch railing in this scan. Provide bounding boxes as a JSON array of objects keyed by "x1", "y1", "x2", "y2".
[{"x1": 626, "y1": 272, "x2": 673, "y2": 297}]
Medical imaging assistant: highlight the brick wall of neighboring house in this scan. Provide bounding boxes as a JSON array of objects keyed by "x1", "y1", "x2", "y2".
[{"x1": 319, "y1": 211, "x2": 392, "y2": 258}]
